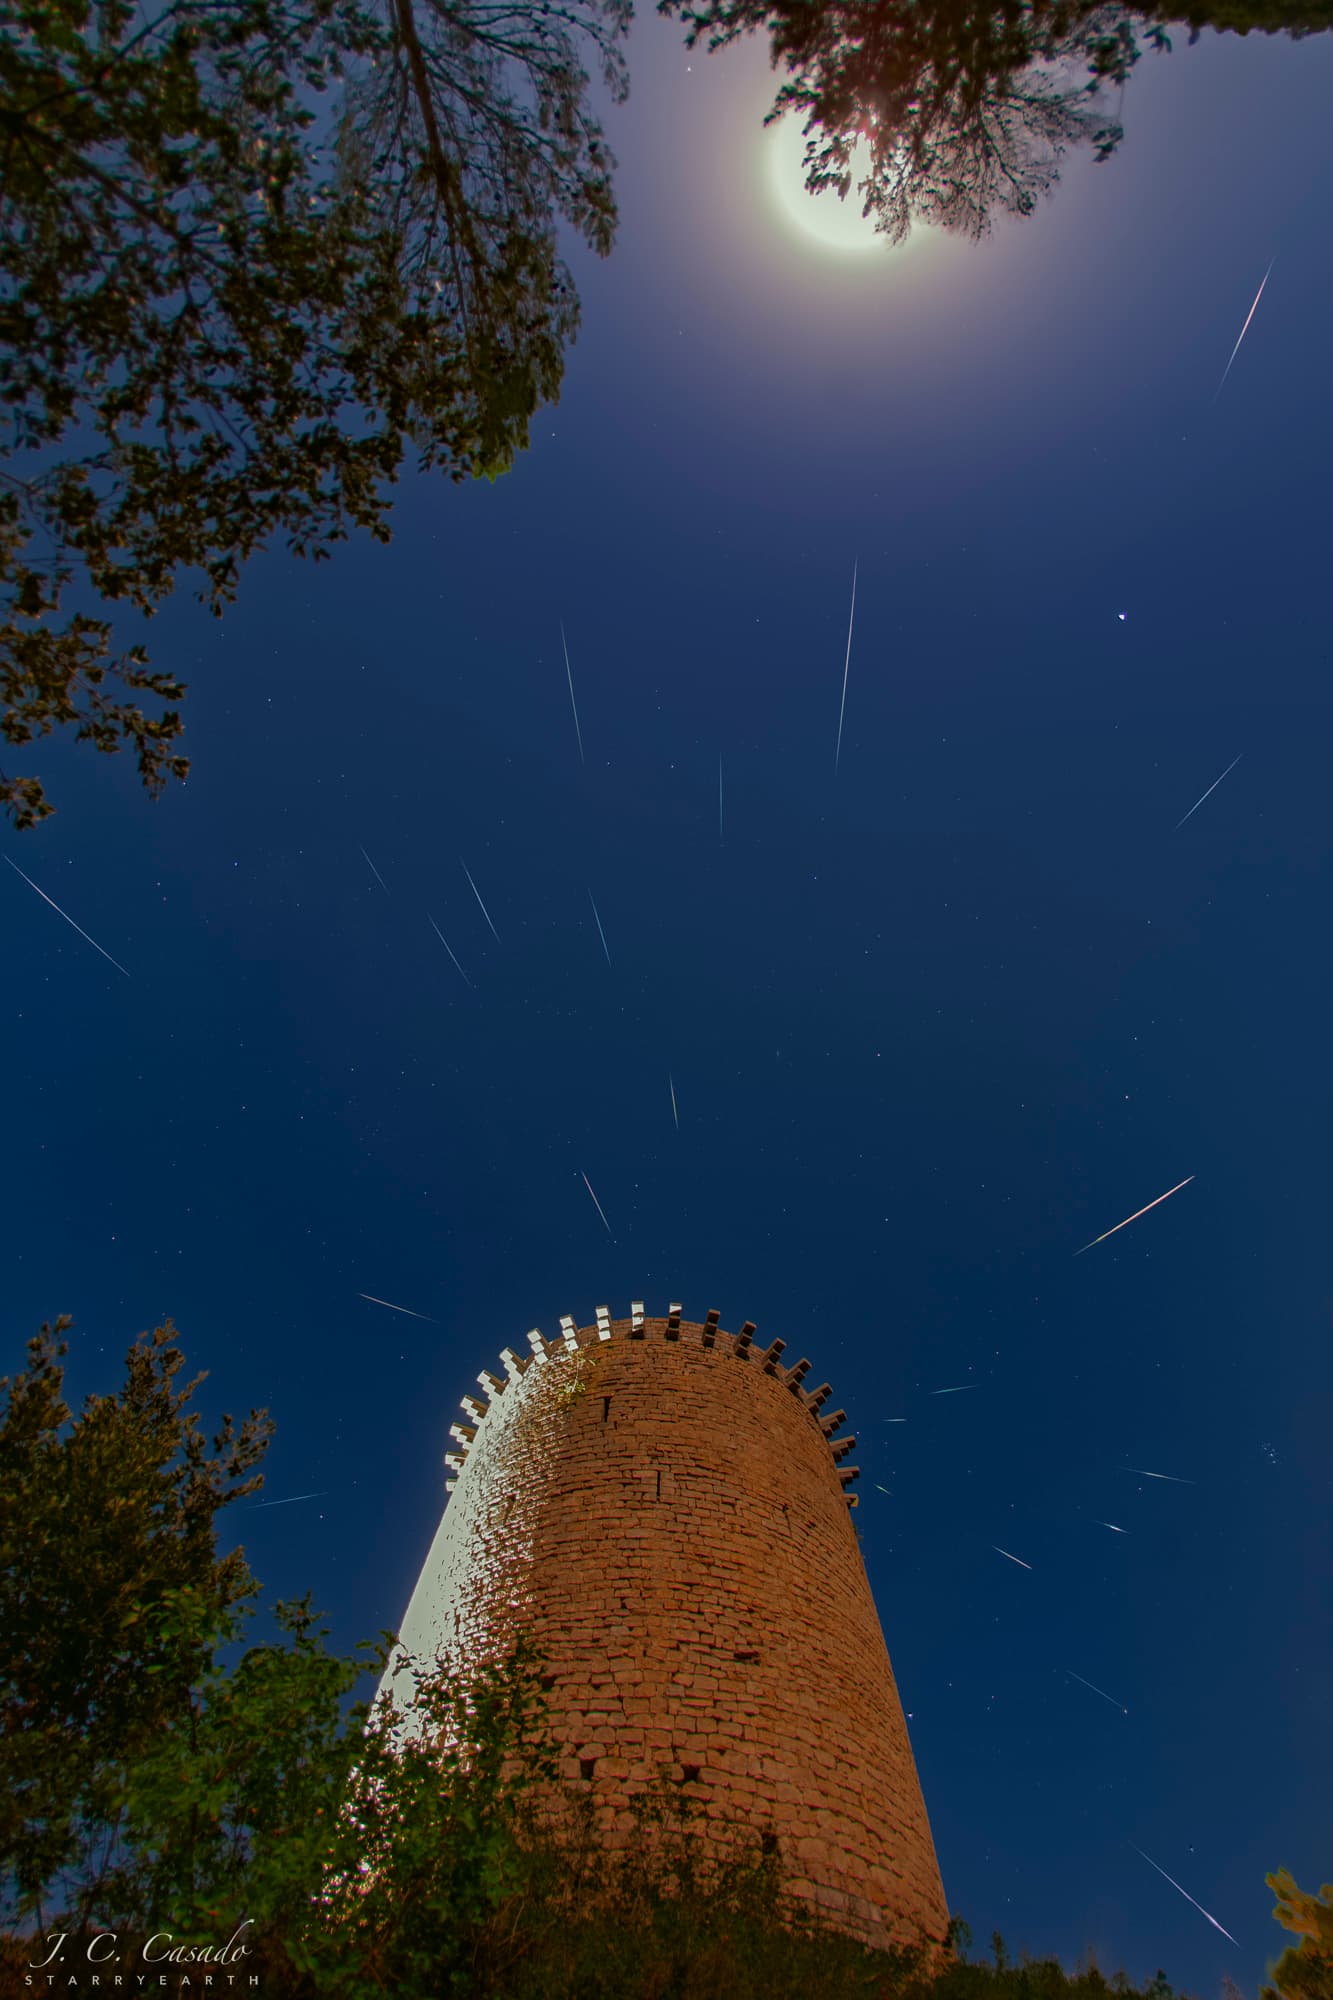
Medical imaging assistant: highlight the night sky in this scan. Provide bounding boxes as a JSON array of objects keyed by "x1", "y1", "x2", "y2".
[{"x1": 5, "y1": 11, "x2": 1332, "y2": 1994}]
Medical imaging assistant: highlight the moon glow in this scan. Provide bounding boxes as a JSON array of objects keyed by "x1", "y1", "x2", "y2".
[{"x1": 763, "y1": 115, "x2": 931, "y2": 262}]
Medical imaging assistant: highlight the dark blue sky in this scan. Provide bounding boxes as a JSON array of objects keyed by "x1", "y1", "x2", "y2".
[{"x1": 5, "y1": 10, "x2": 1332, "y2": 1993}]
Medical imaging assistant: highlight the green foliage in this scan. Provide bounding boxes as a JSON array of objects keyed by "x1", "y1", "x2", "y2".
[
  {"x1": 925, "y1": 1948, "x2": 1188, "y2": 2000},
  {"x1": 112, "y1": 1595, "x2": 379, "y2": 1942},
  {"x1": 1262, "y1": 1870, "x2": 1333, "y2": 2000},
  {"x1": 658, "y1": 0, "x2": 1330, "y2": 245},
  {"x1": 494, "y1": 1780, "x2": 936, "y2": 2000},
  {"x1": 0, "y1": 1316, "x2": 270, "y2": 1923},
  {"x1": 0, "y1": 1314, "x2": 569, "y2": 1976},
  {"x1": 1, "y1": 0, "x2": 630, "y2": 825},
  {"x1": 555, "y1": 1344, "x2": 601, "y2": 1406},
  {"x1": 288, "y1": 1631, "x2": 564, "y2": 1995}
]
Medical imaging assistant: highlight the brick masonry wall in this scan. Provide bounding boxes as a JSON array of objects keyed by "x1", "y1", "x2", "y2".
[{"x1": 384, "y1": 1309, "x2": 950, "y2": 1951}]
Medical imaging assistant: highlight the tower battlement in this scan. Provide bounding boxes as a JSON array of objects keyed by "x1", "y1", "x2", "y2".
[
  {"x1": 441, "y1": 1305, "x2": 861, "y2": 1507},
  {"x1": 386, "y1": 1298, "x2": 948, "y2": 1952}
]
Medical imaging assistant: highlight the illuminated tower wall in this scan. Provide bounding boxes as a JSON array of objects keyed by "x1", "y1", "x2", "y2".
[{"x1": 383, "y1": 1304, "x2": 949, "y2": 1950}]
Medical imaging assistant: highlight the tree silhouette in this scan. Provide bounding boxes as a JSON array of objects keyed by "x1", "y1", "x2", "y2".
[
  {"x1": 1263, "y1": 1870, "x2": 1333, "y2": 2000},
  {"x1": 659, "y1": 0, "x2": 1329, "y2": 246},
  {"x1": 1, "y1": 0, "x2": 629, "y2": 826},
  {"x1": 0, "y1": 1319, "x2": 270, "y2": 1921}
]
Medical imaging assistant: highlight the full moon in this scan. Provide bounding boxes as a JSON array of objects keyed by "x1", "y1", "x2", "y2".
[{"x1": 763, "y1": 115, "x2": 922, "y2": 259}]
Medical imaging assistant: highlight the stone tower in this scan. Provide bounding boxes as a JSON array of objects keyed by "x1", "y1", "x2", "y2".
[{"x1": 383, "y1": 1303, "x2": 949, "y2": 1951}]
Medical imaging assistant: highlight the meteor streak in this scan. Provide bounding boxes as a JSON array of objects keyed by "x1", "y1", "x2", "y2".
[
  {"x1": 718, "y1": 755, "x2": 723, "y2": 843},
  {"x1": 1121, "y1": 1465, "x2": 1196, "y2": 1484},
  {"x1": 560, "y1": 623, "x2": 585, "y2": 766},
  {"x1": 360, "y1": 846, "x2": 390, "y2": 895},
  {"x1": 1065, "y1": 1668, "x2": 1127, "y2": 1713},
  {"x1": 1074, "y1": 1175, "x2": 1194, "y2": 1255},
  {"x1": 1129, "y1": 1845, "x2": 1239, "y2": 1945},
  {"x1": 428, "y1": 915, "x2": 472, "y2": 988},
  {"x1": 358, "y1": 1292, "x2": 438, "y2": 1323},
  {"x1": 669, "y1": 1074, "x2": 679, "y2": 1130},
  {"x1": 1213, "y1": 258, "x2": 1275, "y2": 404},
  {"x1": 1093, "y1": 1520, "x2": 1129, "y2": 1533},
  {"x1": 834, "y1": 559, "x2": 858, "y2": 773},
  {"x1": 1173, "y1": 754, "x2": 1242, "y2": 832},
  {"x1": 931, "y1": 1384, "x2": 976, "y2": 1396},
  {"x1": 4, "y1": 853, "x2": 131, "y2": 978},
  {"x1": 993, "y1": 1546, "x2": 1033, "y2": 1570},
  {"x1": 588, "y1": 889, "x2": 612, "y2": 967},
  {"x1": 581, "y1": 1171, "x2": 614, "y2": 1239},
  {"x1": 460, "y1": 859, "x2": 501, "y2": 941},
  {"x1": 247, "y1": 1491, "x2": 329, "y2": 1511}
]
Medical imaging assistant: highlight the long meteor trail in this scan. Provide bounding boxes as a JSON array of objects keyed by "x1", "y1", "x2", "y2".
[
  {"x1": 1074, "y1": 1175, "x2": 1194, "y2": 1256},
  {"x1": 1065, "y1": 1668, "x2": 1128, "y2": 1713},
  {"x1": 5, "y1": 854, "x2": 131, "y2": 978},
  {"x1": 1213, "y1": 257, "x2": 1275, "y2": 404},
  {"x1": 460, "y1": 859, "x2": 500, "y2": 941},
  {"x1": 833, "y1": 559, "x2": 858, "y2": 774},
  {"x1": 669, "y1": 1074, "x2": 679, "y2": 1130},
  {"x1": 588, "y1": 889, "x2": 612, "y2": 967},
  {"x1": 360, "y1": 846, "x2": 390, "y2": 895},
  {"x1": 560, "y1": 623, "x2": 585, "y2": 766},
  {"x1": 357, "y1": 1292, "x2": 438, "y2": 1322},
  {"x1": 1129, "y1": 1844, "x2": 1239, "y2": 1945},
  {"x1": 992, "y1": 1546, "x2": 1033, "y2": 1571},
  {"x1": 1121, "y1": 1465, "x2": 1196, "y2": 1485},
  {"x1": 247, "y1": 1491, "x2": 329, "y2": 1511},
  {"x1": 428, "y1": 915, "x2": 472, "y2": 988},
  {"x1": 581, "y1": 1171, "x2": 614, "y2": 1239},
  {"x1": 1173, "y1": 754, "x2": 1241, "y2": 832}
]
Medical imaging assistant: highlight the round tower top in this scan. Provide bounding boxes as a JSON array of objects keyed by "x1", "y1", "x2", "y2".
[{"x1": 442, "y1": 1301, "x2": 860, "y2": 1506}]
